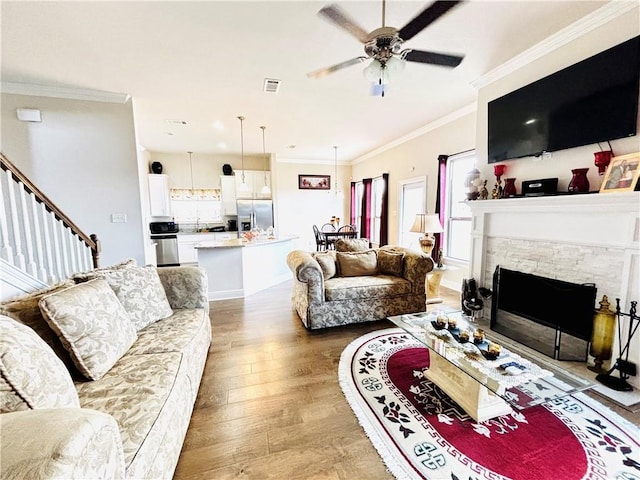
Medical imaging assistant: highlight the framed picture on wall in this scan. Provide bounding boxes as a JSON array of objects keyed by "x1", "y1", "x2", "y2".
[
  {"x1": 299, "y1": 174, "x2": 330, "y2": 190},
  {"x1": 599, "y1": 152, "x2": 640, "y2": 193}
]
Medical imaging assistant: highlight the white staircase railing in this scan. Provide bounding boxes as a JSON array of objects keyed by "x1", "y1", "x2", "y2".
[{"x1": 0, "y1": 152, "x2": 100, "y2": 288}]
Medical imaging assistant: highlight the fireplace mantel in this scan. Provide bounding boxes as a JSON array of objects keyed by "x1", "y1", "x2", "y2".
[
  {"x1": 468, "y1": 192, "x2": 640, "y2": 282},
  {"x1": 468, "y1": 191, "x2": 640, "y2": 384}
]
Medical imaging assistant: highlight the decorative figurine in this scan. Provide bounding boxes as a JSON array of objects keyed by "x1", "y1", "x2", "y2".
[
  {"x1": 437, "y1": 248, "x2": 444, "y2": 268},
  {"x1": 479, "y1": 180, "x2": 489, "y2": 200}
]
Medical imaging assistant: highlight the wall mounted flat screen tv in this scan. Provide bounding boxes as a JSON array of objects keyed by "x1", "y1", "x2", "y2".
[{"x1": 488, "y1": 36, "x2": 640, "y2": 163}]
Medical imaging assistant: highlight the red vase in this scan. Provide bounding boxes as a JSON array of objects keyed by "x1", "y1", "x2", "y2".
[
  {"x1": 568, "y1": 168, "x2": 590, "y2": 193},
  {"x1": 503, "y1": 178, "x2": 517, "y2": 197}
]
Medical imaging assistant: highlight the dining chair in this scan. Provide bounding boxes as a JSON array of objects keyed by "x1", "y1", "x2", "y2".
[
  {"x1": 313, "y1": 225, "x2": 327, "y2": 251},
  {"x1": 321, "y1": 223, "x2": 336, "y2": 232},
  {"x1": 338, "y1": 224, "x2": 357, "y2": 238}
]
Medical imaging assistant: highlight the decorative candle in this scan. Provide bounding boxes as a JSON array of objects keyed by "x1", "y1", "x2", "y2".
[
  {"x1": 473, "y1": 328, "x2": 485, "y2": 344},
  {"x1": 458, "y1": 329, "x2": 470, "y2": 343}
]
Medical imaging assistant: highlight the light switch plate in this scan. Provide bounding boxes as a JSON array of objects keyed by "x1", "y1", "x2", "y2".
[{"x1": 111, "y1": 213, "x2": 127, "y2": 223}]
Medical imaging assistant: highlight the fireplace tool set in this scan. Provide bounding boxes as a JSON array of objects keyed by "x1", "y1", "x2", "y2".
[{"x1": 596, "y1": 299, "x2": 639, "y2": 392}]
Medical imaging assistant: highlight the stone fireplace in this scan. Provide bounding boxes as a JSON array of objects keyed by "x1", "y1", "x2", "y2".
[{"x1": 468, "y1": 191, "x2": 640, "y2": 388}]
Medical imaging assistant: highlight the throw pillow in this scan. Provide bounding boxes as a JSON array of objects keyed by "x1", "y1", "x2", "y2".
[
  {"x1": 335, "y1": 238, "x2": 371, "y2": 252},
  {"x1": 0, "y1": 315, "x2": 80, "y2": 413},
  {"x1": 77, "y1": 265, "x2": 173, "y2": 331},
  {"x1": 71, "y1": 258, "x2": 137, "y2": 283},
  {"x1": 336, "y1": 250, "x2": 379, "y2": 277},
  {"x1": 313, "y1": 252, "x2": 337, "y2": 280},
  {"x1": 0, "y1": 280, "x2": 79, "y2": 375},
  {"x1": 378, "y1": 250, "x2": 405, "y2": 277},
  {"x1": 39, "y1": 279, "x2": 137, "y2": 381}
]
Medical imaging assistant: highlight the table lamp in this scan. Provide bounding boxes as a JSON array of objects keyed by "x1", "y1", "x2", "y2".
[{"x1": 410, "y1": 213, "x2": 443, "y2": 257}]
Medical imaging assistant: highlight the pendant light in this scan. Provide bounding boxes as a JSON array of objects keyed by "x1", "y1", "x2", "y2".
[
  {"x1": 260, "y1": 126, "x2": 271, "y2": 195},
  {"x1": 188, "y1": 151, "x2": 194, "y2": 196},
  {"x1": 237, "y1": 116, "x2": 249, "y2": 192},
  {"x1": 333, "y1": 146, "x2": 340, "y2": 196}
]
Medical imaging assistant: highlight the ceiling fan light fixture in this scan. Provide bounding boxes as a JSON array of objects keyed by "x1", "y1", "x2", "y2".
[{"x1": 363, "y1": 56, "x2": 405, "y2": 85}]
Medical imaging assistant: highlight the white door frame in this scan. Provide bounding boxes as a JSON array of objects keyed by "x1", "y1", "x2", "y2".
[{"x1": 397, "y1": 176, "x2": 427, "y2": 248}]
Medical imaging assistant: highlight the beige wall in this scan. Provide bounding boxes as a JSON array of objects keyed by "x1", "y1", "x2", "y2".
[
  {"x1": 1, "y1": 93, "x2": 146, "y2": 267},
  {"x1": 352, "y1": 112, "x2": 476, "y2": 246},
  {"x1": 274, "y1": 160, "x2": 352, "y2": 251}
]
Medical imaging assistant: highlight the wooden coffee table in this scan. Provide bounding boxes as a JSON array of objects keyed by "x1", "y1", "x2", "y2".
[{"x1": 388, "y1": 310, "x2": 594, "y2": 422}]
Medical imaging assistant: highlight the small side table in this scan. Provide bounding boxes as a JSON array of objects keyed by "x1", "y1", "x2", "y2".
[{"x1": 427, "y1": 266, "x2": 447, "y2": 304}]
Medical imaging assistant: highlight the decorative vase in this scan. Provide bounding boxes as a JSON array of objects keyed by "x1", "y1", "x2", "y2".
[
  {"x1": 492, "y1": 164, "x2": 507, "y2": 199},
  {"x1": 568, "y1": 168, "x2": 590, "y2": 193},
  {"x1": 503, "y1": 178, "x2": 517, "y2": 197},
  {"x1": 593, "y1": 151, "x2": 613, "y2": 175},
  {"x1": 151, "y1": 162, "x2": 163, "y2": 174},
  {"x1": 222, "y1": 164, "x2": 233, "y2": 175},
  {"x1": 589, "y1": 295, "x2": 616, "y2": 373}
]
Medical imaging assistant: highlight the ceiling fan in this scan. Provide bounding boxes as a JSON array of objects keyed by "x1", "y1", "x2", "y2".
[{"x1": 308, "y1": 0, "x2": 465, "y2": 94}]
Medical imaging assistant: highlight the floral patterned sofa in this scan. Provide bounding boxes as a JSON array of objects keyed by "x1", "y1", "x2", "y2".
[
  {"x1": 0, "y1": 261, "x2": 210, "y2": 480},
  {"x1": 286, "y1": 240, "x2": 433, "y2": 329}
]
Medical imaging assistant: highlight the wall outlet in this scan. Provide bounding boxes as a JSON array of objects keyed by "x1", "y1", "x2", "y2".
[{"x1": 111, "y1": 213, "x2": 127, "y2": 223}]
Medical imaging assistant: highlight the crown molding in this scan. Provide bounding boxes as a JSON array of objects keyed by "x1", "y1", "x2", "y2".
[
  {"x1": 471, "y1": 1, "x2": 638, "y2": 89},
  {"x1": 352, "y1": 102, "x2": 477, "y2": 165},
  {"x1": 1, "y1": 82, "x2": 130, "y2": 104}
]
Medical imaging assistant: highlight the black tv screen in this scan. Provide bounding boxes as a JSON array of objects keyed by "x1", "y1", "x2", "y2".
[{"x1": 488, "y1": 36, "x2": 640, "y2": 163}]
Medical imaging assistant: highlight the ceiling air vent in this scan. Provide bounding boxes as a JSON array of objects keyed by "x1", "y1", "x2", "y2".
[{"x1": 263, "y1": 78, "x2": 281, "y2": 94}]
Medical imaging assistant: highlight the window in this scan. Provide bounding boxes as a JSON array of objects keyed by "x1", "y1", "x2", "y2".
[
  {"x1": 445, "y1": 151, "x2": 475, "y2": 262},
  {"x1": 370, "y1": 177, "x2": 385, "y2": 245}
]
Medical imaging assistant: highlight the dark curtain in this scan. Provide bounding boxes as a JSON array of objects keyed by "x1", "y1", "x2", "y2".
[
  {"x1": 349, "y1": 182, "x2": 357, "y2": 225},
  {"x1": 379, "y1": 173, "x2": 389, "y2": 246},
  {"x1": 433, "y1": 154, "x2": 448, "y2": 265},
  {"x1": 360, "y1": 178, "x2": 372, "y2": 240}
]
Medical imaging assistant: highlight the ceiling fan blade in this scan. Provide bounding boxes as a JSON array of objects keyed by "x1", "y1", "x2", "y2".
[
  {"x1": 307, "y1": 57, "x2": 368, "y2": 79},
  {"x1": 398, "y1": 1, "x2": 463, "y2": 42},
  {"x1": 318, "y1": 4, "x2": 370, "y2": 44},
  {"x1": 404, "y1": 49, "x2": 464, "y2": 68}
]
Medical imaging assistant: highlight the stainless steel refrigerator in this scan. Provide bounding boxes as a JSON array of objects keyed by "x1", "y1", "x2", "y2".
[{"x1": 237, "y1": 199, "x2": 274, "y2": 233}]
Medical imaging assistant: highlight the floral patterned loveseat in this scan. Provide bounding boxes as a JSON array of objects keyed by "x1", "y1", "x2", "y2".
[
  {"x1": 287, "y1": 241, "x2": 433, "y2": 329},
  {"x1": 0, "y1": 261, "x2": 210, "y2": 480}
]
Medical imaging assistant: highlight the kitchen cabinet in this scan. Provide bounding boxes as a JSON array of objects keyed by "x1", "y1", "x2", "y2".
[
  {"x1": 235, "y1": 170, "x2": 271, "y2": 199},
  {"x1": 220, "y1": 176, "x2": 237, "y2": 215},
  {"x1": 148, "y1": 174, "x2": 171, "y2": 217}
]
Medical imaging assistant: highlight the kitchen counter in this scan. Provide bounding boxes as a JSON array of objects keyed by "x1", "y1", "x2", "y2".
[
  {"x1": 195, "y1": 236, "x2": 297, "y2": 300},
  {"x1": 195, "y1": 235, "x2": 294, "y2": 249}
]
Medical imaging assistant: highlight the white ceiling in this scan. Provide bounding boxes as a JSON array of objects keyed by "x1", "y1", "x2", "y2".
[{"x1": 1, "y1": 1, "x2": 612, "y2": 163}]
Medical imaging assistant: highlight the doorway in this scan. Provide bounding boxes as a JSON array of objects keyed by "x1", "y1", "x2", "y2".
[{"x1": 398, "y1": 177, "x2": 426, "y2": 249}]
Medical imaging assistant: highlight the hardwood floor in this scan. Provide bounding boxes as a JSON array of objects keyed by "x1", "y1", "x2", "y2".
[{"x1": 174, "y1": 280, "x2": 638, "y2": 479}]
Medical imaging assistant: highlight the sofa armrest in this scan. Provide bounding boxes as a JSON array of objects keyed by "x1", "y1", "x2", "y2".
[
  {"x1": 157, "y1": 266, "x2": 209, "y2": 314},
  {"x1": 380, "y1": 246, "x2": 434, "y2": 294},
  {"x1": 286, "y1": 251, "x2": 325, "y2": 305},
  {"x1": 1, "y1": 408, "x2": 125, "y2": 480}
]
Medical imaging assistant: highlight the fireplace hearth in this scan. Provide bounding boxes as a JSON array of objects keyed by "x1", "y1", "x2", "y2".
[{"x1": 491, "y1": 266, "x2": 597, "y2": 361}]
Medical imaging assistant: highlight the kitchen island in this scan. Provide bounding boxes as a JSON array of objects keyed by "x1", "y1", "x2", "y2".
[{"x1": 196, "y1": 236, "x2": 296, "y2": 300}]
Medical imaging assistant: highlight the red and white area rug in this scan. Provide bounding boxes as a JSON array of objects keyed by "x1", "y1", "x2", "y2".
[{"x1": 339, "y1": 328, "x2": 640, "y2": 480}]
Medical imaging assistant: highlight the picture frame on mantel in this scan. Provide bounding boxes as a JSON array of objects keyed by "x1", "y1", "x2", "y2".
[
  {"x1": 299, "y1": 174, "x2": 330, "y2": 190},
  {"x1": 599, "y1": 152, "x2": 640, "y2": 193}
]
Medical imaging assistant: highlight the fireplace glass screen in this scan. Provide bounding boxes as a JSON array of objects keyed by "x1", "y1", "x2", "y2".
[{"x1": 491, "y1": 266, "x2": 597, "y2": 361}]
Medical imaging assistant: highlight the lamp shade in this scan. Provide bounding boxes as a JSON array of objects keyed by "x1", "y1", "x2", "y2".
[{"x1": 410, "y1": 214, "x2": 443, "y2": 234}]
